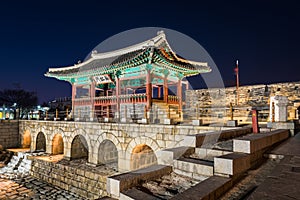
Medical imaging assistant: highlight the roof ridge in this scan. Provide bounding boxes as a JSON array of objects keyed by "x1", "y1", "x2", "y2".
[{"x1": 91, "y1": 31, "x2": 167, "y2": 59}]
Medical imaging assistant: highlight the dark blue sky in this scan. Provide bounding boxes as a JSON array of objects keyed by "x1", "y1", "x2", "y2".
[{"x1": 0, "y1": 0, "x2": 298, "y2": 103}]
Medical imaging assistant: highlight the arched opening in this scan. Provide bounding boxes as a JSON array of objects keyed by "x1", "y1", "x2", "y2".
[
  {"x1": 22, "y1": 130, "x2": 31, "y2": 148},
  {"x1": 131, "y1": 144, "x2": 157, "y2": 170},
  {"x1": 71, "y1": 135, "x2": 88, "y2": 160},
  {"x1": 52, "y1": 134, "x2": 64, "y2": 155},
  {"x1": 36, "y1": 132, "x2": 46, "y2": 152},
  {"x1": 98, "y1": 140, "x2": 118, "y2": 170}
]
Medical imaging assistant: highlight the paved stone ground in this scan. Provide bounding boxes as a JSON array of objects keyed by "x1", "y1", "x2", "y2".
[
  {"x1": 0, "y1": 176, "x2": 85, "y2": 200},
  {"x1": 221, "y1": 133, "x2": 300, "y2": 200},
  {"x1": 220, "y1": 158, "x2": 280, "y2": 200},
  {"x1": 247, "y1": 133, "x2": 300, "y2": 200}
]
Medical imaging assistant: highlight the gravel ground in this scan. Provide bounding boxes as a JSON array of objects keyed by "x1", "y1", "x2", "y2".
[{"x1": 139, "y1": 172, "x2": 202, "y2": 199}]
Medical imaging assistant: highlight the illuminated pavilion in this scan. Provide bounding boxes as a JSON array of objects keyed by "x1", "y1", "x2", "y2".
[{"x1": 45, "y1": 31, "x2": 211, "y2": 123}]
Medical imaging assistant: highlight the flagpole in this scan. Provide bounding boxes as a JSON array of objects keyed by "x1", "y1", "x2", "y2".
[{"x1": 236, "y1": 60, "x2": 239, "y2": 106}]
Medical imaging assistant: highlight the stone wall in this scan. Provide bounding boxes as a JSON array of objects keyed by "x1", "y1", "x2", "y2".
[
  {"x1": 19, "y1": 120, "x2": 234, "y2": 172},
  {"x1": 30, "y1": 159, "x2": 108, "y2": 199},
  {"x1": 185, "y1": 81, "x2": 300, "y2": 122},
  {"x1": 0, "y1": 120, "x2": 19, "y2": 149}
]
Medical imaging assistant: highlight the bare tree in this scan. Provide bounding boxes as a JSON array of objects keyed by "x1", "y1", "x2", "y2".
[{"x1": 0, "y1": 89, "x2": 38, "y2": 119}]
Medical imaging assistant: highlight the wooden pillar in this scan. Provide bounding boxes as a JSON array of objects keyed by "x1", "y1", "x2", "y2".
[
  {"x1": 163, "y1": 77, "x2": 168, "y2": 103},
  {"x1": 71, "y1": 84, "x2": 76, "y2": 118},
  {"x1": 146, "y1": 70, "x2": 152, "y2": 110},
  {"x1": 106, "y1": 106, "x2": 110, "y2": 118},
  {"x1": 116, "y1": 77, "x2": 120, "y2": 119},
  {"x1": 177, "y1": 79, "x2": 182, "y2": 111},
  {"x1": 158, "y1": 86, "x2": 161, "y2": 99},
  {"x1": 90, "y1": 81, "x2": 95, "y2": 120}
]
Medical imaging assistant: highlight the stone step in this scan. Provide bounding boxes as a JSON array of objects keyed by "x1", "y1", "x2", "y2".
[
  {"x1": 233, "y1": 129, "x2": 289, "y2": 154},
  {"x1": 157, "y1": 147, "x2": 195, "y2": 166},
  {"x1": 107, "y1": 165, "x2": 172, "y2": 198},
  {"x1": 214, "y1": 152, "x2": 250, "y2": 176},
  {"x1": 182, "y1": 127, "x2": 252, "y2": 148},
  {"x1": 173, "y1": 157, "x2": 214, "y2": 179},
  {"x1": 193, "y1": 148, "x2": 232, "y2": 162},
  {"x1": 170, "y1": 176, "x2": 233, "y2": 200}
]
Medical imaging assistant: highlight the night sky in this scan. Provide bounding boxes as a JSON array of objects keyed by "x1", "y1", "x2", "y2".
[{"x1": 0, "y1": 0, "x2": 298, "y2": 104}]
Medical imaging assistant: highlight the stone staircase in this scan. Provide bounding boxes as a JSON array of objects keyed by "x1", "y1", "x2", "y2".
[
  {"x1": 152, "y1": 101, "x2": 182, "y2": 124},
  {"x1": 106, "y1": 128, "x2": 291, "y2": 199}
]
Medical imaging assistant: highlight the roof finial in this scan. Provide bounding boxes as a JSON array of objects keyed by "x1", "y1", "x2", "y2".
[{"x1": 157, "y1": 30, "x2": 164, "y2": 36}]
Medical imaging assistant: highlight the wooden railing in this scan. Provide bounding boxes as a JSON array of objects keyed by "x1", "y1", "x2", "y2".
[
  {"x1": 95, "y1": 96, "x2": 117, "y2": 105},
  {"x1": 74, "y1": 93, "x2": 147, "y2": 106},
  {"x1": 167, "y1": 95, "x2": 179, "y2": 104},
  {"x1": 119, "y1": 93, "x2": 147, "y2": 104},
  {"x1": 74, "y1": 97, "x2": 91, "y2": 106},
  {"x1": 74, "y1": 94, "x2": 178, "y2": 105}
]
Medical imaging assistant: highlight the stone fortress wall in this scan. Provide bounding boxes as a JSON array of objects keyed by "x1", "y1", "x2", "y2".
[
  {"x1": 185, "y1": 81, "x2": 300, "y2": 123},
  {"x1": 0, "y1": 120, "x2": 19, "y2": 149}
]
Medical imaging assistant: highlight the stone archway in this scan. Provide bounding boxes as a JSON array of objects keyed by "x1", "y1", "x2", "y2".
[
  {"x1": 71, "y1": 135, "x2": 88, "y2": 160},
  {"x1": 98, "y1": 140, "x2": 118, "y2": 168},
  {"x1": 52, "y1": 134, "x2": 64, "y2": 155},
  {"x1": 36, "y1": 132, "x2": 46, "y2": 151},
  {"x1": 22, "y1": 130, "x2": 31, "y2": 148},
  {"x1": 130, "y1": 144, "x2": 157, "y2": 170}
]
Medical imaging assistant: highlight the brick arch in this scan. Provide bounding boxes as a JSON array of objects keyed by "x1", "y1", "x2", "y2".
[
  {"x1": 69, "y1": 128, "x2": 90, "y2": 160},
  {"x1": 95, "y1": 132, "x2": 122, "y2": 167},
  {"x1": 68, "y1": 128, "x2": 91, "y2": 146},
  {"x1": 125, "y1": 136, "x2": 160, "y2": 159},
  {"x1": 95, "y1": 131, "x2": 122, "y2": 152},
  {"x1": 36, "y1": 132, "x2": 47, "y2": 151},
  {"x1": 49, "y1": 128, "x2": 66, "y2": 141},
  {"x1": 20, "y1": 125, "x2": 34, "y2": 147},
  {"x1": 70, "y1": 134, "x2": 89, "y2": 160},
  {"x1": 52, "y1": 133, "x2": 64, "y2": 155},
  {"x1": 22, "y1": 129, "x2": 32, "y2": 148},
  {"x1": 126, "y1": 136, "x2": 160, "y2": 170}
]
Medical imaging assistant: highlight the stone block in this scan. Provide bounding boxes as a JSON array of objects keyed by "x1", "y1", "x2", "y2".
[
  {"x1": 269, "y1": 122, "x2": 295, "y2": 136},
  {"x1": 174, "y1": 158, "x2": 214, "y2": 177},
  {"x1": 233, "y1": 129, "x2": 289, "y2": 154},
  {"x1": 226, "y1": 120, "x2": 238, "y2": 127},
  {"x1": 182, "y1": 135, "x2": 197, "y2": 147},
  {"x1": 163, "y1": 119, "x2": 173, "y2": 125},
  {"x1": 192, "y1": 119, "x2": 203, "y2": 126},
  {"x1": 107, "y1": 165, "x2": 171, "y2": 197},
  {"x1": 137, "y1": 118, "x2": 148, "y2": 124},
  {"x1": 214, "y1": 153, "x2": 250, "y2": 176}
]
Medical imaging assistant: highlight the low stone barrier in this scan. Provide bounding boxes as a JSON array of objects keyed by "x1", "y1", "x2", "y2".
[
  {"x1": 182, "y1": 127, "x2": 252, "y2": 147},
  {"x1": 170, "y1": 176, "x2": 233, "y2": 200},
  {"x1": 233, "y1": 129, "x2": 289, "y2": 154},
  {"x1": 214, "y1": 153, "x2": 250, "y2": 177},
  {"x1": 107, "y1": 165, "x2": 172, "y2": 199},
  {"x1": 30, "y1": 159, "x2": 109, "y2": 199},
  {"x1": 195, "y1": 148, "x2": 232, "y2": 159},
  {"x1": 157, "y1": 146, "x2": 194, "y2": 166},
  {"x1": 173, "y1": 157, "x2": 213, "y2": 179}
]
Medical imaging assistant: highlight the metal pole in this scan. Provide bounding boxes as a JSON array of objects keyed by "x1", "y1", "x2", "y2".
[
  {"x1": 230, "y1": 102, "x2": 234, "y2": 120},
  {"x1": 235, "y1": 60, "x2": 239, "y2": 106}
]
